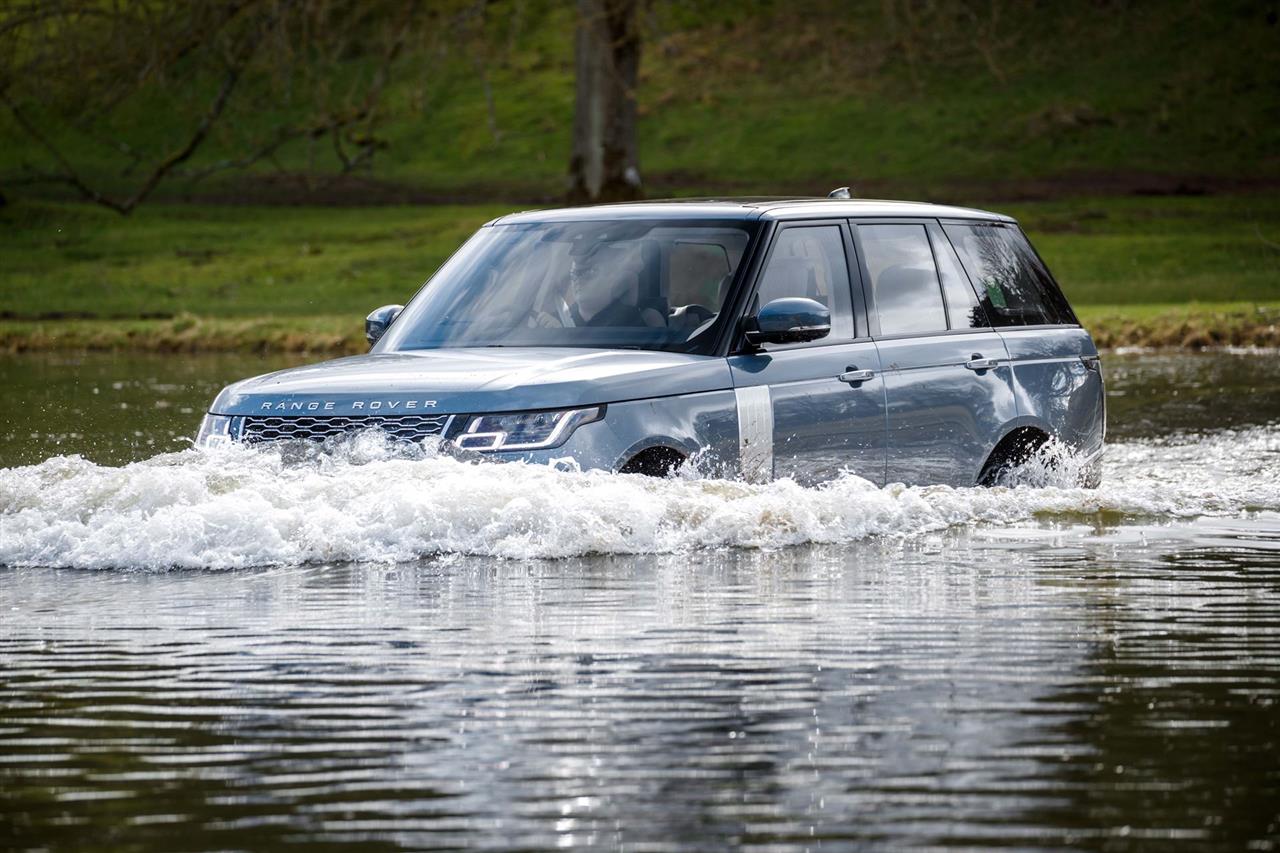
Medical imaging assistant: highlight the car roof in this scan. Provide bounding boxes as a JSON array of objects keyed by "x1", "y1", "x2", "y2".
[{"x1": 489, "y1": 197, "x2": 1016, "y2": 225}]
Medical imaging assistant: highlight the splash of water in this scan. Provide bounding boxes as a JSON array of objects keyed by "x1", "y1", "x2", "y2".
[{"x1": 1, "y1": 427, "x2": 1277, "y2": 570}]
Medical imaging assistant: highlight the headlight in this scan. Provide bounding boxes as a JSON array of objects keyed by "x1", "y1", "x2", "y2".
[
  {"x1": 455, "y1": 406, "x2": 603, "y2": 452},
  {"x1": 195, "y1": 414, "x2": 238, "y2": 448}
]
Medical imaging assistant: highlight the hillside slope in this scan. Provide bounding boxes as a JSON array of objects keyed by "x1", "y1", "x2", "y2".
[{"x1": 1, "y1": 0, "x2": 1276, "y2": 204}]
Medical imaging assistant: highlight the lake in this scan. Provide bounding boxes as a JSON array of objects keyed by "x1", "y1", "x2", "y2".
[{"x1": 2, "y1": 350, "x2": 1278, "y2": 850}]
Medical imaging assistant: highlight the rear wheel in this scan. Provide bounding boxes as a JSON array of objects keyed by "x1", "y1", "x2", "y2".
[{"x1": 977, "y1": 427, "x2": 1051, "y2": 487}]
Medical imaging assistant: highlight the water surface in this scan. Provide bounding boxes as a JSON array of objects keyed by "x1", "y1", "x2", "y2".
[{"x1": 1, "y1": 350, "x2": 1278, "y2": 851}]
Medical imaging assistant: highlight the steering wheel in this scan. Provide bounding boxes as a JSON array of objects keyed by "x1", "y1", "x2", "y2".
[{"x1": 671, "y1": 303, "x2": 715, "y2": 329}]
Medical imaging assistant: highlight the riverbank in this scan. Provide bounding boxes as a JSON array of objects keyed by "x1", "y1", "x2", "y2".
[
  {"x1": 2, "y1": 194, "x2": 1276, "y2": 353},
  {"x1": 1, "y1": 303, "x2": 1275, "y2": 354}
]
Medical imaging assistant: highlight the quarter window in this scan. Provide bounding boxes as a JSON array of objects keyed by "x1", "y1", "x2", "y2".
[
  {"x1": 942, "y1": 222, "x2": 1076, "y2": 326},
  {"x1": 928, "y1": 222, "x2": 987, "y2": 329},
  {"x1": 859, "y1": 224, "x2": 947, "y2": 336},
  {"x1": 754, "y1": 225, "x2": 855, "y2": 340}
]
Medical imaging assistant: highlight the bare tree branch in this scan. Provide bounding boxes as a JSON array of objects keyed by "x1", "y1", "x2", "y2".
[
  {"x1": 1255, "y1": 223, "x2": 1280, "y2": 254},
  {"x1": 0, "y1": 0, "x2": 475, "y2": 211},
  {"x1": 119, "y1": 61, "x2": 249, "y2": 211},
  {"x1": 2, "y1": 6, "x2": 267, "y2": 214},
  {"x1": 2, "y1": 93, "x2": 130, "y2": 213}
]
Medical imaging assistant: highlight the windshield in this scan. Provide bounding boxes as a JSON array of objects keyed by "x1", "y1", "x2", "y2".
[{"x1": 377, "y1": 219, "x2": 756, "y2": 354}]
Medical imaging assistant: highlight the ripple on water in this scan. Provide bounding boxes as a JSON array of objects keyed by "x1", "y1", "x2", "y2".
[{"x1": 2, "y1": 538, "x2": 1279, "y2": 850}]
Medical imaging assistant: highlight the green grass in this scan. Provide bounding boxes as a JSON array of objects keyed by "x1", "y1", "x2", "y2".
[
  {"x1": 1003, "y1": 195, "x2": 1280, "y2": 305},
  {"x1": 1, "y1": 194, "x2": 1277, "y2": 350},
  {"x1": 0, "y1": 314, "x2": 364, "y2": 354},
  {"x1": 0, "y1": 201, "x2": 507, "y2": 319}
]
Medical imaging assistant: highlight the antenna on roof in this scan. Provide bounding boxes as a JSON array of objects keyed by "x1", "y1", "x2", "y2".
[{"x1": 827, "y1": 186, "x2": 853, "y2": 199}]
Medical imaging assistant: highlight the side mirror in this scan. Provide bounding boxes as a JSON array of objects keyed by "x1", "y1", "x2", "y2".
[
  {"x1": 365, "y1": 304, "x2": 403, "y2": 347},
  {"x1": 743, "y1": 297, "x2": 830, "y2": 346}
]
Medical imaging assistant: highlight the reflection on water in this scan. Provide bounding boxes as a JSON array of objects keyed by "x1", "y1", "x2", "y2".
[
  {"x1": 3, "y1": 538, "x2": 1278, "y2": 850},
  {"x1": 0, "y1": 352, "x2": 308, "y2": 467},
  {"x1": 1, "y1": 350, "x2": 1279, "y2": 850},
  {"x1": 1103, "y1": 349, "x2": 1280, "y2": 440}
]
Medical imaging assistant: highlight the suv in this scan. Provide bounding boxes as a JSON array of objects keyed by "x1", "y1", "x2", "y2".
[{"x1": 197, "y1": 197, "x2": 1105, "y2": 487}]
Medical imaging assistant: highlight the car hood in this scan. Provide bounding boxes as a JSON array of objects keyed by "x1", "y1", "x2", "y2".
[{"x1": 209, "y1": 347, "x2": 732, "y2": 416}]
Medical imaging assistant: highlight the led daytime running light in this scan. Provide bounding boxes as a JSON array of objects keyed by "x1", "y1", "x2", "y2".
[{"x1": 456, "y1": 406, "x2": 602, "y2": 452}]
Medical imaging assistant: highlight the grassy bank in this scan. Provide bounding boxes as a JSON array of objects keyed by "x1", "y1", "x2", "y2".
[
  {"x1": 3, "y1": 303, "x2": 1275, "y2": 356},
  {"x1": 1076, "y1": 304, "x2": 1279, "y2": 350},
  {"x1": 0, "y1": 314, "x2": 363, "y2": 355},
  {"x1": 0, "y1": 201, "x2": 508, "y2": 319},
  {"x1": 1, "y1": 194, "x2": 1277, "y2": 352}
]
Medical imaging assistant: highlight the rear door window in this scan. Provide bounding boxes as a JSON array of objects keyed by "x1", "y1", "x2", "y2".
[
  {"x1": 858, "y1": 223, "x2": 947, "y2": 336},
  {"x1": 942, "y1": 222, "x2": 1077, "y2": 326}
]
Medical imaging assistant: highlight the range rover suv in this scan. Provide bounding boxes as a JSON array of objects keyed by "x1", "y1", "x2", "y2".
[{"x1": 197, "y1": 197, "x2": 1105, "y2": 487}]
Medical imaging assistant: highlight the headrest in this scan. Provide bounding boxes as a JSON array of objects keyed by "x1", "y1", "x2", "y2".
[
  {"x1": 877, "y1": 265, "x2": 937, "y2": 293},
  {"x1": 582, "y1": 243, "x2": 638, "y2": 270}
]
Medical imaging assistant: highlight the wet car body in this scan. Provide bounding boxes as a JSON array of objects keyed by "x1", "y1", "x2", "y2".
[{"x1": 199, "y1": 198, "x2": 1105, "y2": 486}]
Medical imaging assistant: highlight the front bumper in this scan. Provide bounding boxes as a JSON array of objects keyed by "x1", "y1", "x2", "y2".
[{"x1": 198, "y1": 389, "x2": 743, "y2": 477}]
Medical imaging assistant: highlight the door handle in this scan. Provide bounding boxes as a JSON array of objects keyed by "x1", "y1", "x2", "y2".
[
  {"x1": 839, "y1": 367, "x2": 875, "y2": 384},
  {"x1": 964, "y1": 354, "x2": 1001, "y2": 371}
]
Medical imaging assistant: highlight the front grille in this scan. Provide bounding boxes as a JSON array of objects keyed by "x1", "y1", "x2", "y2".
[{"x1": 239, "y1": 414, "x2": 452, "y2": 445}]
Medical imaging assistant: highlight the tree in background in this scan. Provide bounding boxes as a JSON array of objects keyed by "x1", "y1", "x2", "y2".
[
  {"x1": 0, "y1": 0, "x2": 436, "y2": 214},
  {"x1": 567, "y1": 0, "x2": 642, "y2": 204},
  {"x1": 0, "y1": 0, "x2": 645, "y2": 212}
]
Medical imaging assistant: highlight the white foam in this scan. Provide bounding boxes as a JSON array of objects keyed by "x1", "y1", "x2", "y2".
[{"x1": 1, "y1": 428, "x2": 1278, "y2": 570}]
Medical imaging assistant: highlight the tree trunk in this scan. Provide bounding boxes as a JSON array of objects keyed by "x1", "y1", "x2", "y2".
[{"x1": 567, "y1": 0, "x2": 642, "y2": 204}]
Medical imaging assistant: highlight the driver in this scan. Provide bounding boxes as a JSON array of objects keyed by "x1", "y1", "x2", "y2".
[{"x1": 533, "y1": 246, "x2": 664, "y2": 328}]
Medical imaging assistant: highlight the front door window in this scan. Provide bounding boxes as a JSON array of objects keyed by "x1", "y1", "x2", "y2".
[{"x1": 753, "y1": 225, "x2": 855, "y2": 341}]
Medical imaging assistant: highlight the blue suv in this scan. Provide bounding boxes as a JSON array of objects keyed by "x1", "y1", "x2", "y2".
[{"x1": 197, "y1": 197, "x2": 1105, "y2": 486}]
